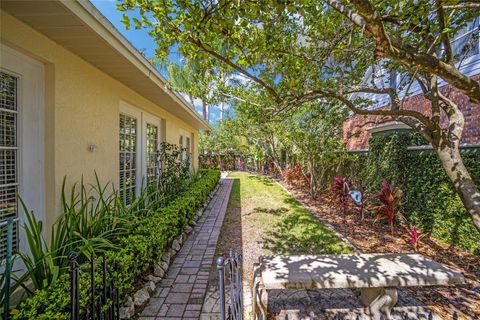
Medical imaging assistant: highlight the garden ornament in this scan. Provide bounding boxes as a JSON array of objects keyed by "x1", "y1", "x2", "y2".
[{"x1": 344, "y1": 181, "x2": 363, "y2": 206}]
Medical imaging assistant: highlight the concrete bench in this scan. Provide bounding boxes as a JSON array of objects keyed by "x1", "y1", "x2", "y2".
[{"x1": 252, "y1": 253, "x2": 465, "y2": 320}]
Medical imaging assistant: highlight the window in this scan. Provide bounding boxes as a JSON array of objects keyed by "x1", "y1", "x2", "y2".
[
  {"x1": 185, "y1": 136, "x2": 191, "y2": 163},
  {"x1": 178, "y1": 130, "x2": 192, "y2": 168},
  {"x1": 0, "y1": 72, "x2": 19, "y2": 260},
  {"x1": 119, "y1": 113, "x2": 137, "y2": 205},
  {"x1": 146, "y1": 123, "x2": 159, "y2": 184},
  {"x1": 179, "y1": 134, "x2": 184, "y2": 148},
  {"x1": 452, "y1": 17, "x2": 479, "y2": 61},
  {"x1": 119, "y1": 102, "x2": 162, "y2": 204},
  {"x1": 179, "y1": 130, "x2": 187, "y2": 162}
]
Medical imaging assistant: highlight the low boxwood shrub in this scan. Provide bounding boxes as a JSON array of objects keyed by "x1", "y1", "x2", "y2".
[{"x1": 12, "y1": 169, "x2": 220, "y2": 320}]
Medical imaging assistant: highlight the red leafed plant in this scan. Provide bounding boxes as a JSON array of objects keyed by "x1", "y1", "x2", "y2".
[
  {"x1": 404, "y1": 225, "x2": 425, "y2": 252},
  {"x1": 331, "y1": 177, "x2": 351, "y2": 215},
  {"x1": 283, "y1": 164, "x2": 309, "y2": 190},
  {"x1": 375, "y1": 180, "x2": 402, "y2": 235}
]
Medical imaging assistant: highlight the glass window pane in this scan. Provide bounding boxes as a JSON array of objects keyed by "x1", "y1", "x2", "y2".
[
  {"x1": 0, "y1": 72, "x2": 19, "y2": 260},
  {"x1": 119, "y1": 113, "x2": 137, "y2": 205},
  {"x1": 146, "y1": 123, "x2": 159, "y2": 184}
]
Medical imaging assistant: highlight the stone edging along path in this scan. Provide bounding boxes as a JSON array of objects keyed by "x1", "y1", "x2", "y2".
[
  {"x1": 132, "y1": 178, "x2": 233, "y2": 320},
  {"x1": 117, "y1": 179, "x2": 225, "y2": 319}
]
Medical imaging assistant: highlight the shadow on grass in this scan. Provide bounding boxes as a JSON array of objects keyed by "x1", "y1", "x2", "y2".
[
  {"x1": 282, "y1": 196, "x2": 302, "y2": 206},
  {"x1": 262, "y1": 206, "x2": 353, "y2": 255},
  {"x1": 251, "y1": 207, "x2": 289, "y2": 216},
  {"x1": 210, "y1": 178, "x2": 244, "y2": 288},
  {"x1": 247, "y1": 174, "x2": 275, "y2": 187},
  {"x1": 216, "y1": 178, "x2": 243, "y2": 256}
]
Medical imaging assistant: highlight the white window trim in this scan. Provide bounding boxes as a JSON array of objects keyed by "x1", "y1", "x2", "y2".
[
  {"x1": 179, "y1": 128, "x2": 187, "y2": 161},
  {"x1": 119, "y1": 101, "x2": 162, "y2": 195},
  {"x1": 119, "y1": 102, "x2": 142, "y2": 196},
  {"x1": 179, "y1": 128, "x2": 193, "y2": 169},
  {"x1": 0, "y1": 44, "x2": 45, "y2": 271},
  {"x1": 142, "y1": 112, "x2": 161, "y2": 187}
]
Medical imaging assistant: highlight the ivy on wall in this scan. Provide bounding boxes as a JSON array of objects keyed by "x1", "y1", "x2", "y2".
[
  {"x1": 348, "y1": 131, "x2": 480, "y2": 254},
  {"x1": 364, "y1": 131, "x2": 411, "y2": 192},
  {"x1": 404, "y1": 150, "x2": 480, "y2": 254}
]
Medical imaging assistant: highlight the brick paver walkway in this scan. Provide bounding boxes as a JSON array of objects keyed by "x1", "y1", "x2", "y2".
[{"x1": 138, "y1": 178, "x2": 233, "y2": 320}]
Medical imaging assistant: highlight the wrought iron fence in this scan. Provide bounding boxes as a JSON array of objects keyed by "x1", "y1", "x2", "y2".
[
  {"x1": 69, "y1": 252, "x2": 120, "y2": 320},
  {"x1": 217, "y1": 250, "x2": 243, "y2": 320}
]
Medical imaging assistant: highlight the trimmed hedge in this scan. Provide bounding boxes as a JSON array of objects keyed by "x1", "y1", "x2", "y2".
[
  {"x1": 12, "y1": 169, "x2": 221, "y2": 320},
  {"x1": 347, "y1": 132, "x2": 480, "y2": 254}
]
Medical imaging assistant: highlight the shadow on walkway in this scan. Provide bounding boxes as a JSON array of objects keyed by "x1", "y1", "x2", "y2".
[{"x1": 202, "y1": 178, "x2": 244, "y2": 319}]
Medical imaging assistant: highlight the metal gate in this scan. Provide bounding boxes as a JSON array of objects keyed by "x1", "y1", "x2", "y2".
[{"x1": 217, "y1": 250, "x2": 243, "y2": 320}]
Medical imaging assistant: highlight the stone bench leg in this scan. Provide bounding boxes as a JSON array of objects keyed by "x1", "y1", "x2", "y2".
[
  {"x1": 360, "y1": 287, "x2": 398, "y2": 320},
  {"x1": 252, "y1": 264, "x2": 268, "y2": 320}
]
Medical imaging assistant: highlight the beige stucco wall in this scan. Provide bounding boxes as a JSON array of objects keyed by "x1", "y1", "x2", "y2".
[{"x1": 1, "y1": 11, "x2": 200, "y2": 231}]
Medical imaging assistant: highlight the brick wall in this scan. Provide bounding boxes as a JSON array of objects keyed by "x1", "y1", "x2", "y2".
[{"x1": 343, "y1": 75, "x2": 480, "y2": 150}]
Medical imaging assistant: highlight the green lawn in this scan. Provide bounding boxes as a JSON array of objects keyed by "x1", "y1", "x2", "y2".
[{"x1": 216, "y1": 172, "x2": 353, "y2": 284}]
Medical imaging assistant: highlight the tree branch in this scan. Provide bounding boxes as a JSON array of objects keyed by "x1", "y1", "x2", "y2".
[
  {"x1": 174, "y1": 31, "x2": 284, "y2": 103},
  {"x1": 326, "y1": 0, "x2": 480, "y2": 103},
  {"x1": 435, "y1": 0, "x2": 454, "y2": 64},
  {"x1": 277, "y1": 88, "x2": 435, "y2": 132},
  {"x1": 444, "y1": 3, "x2": 480, "y2": 9},
  {"x1": 219, "y1": 92, "x2": 262, "y2": 107}
]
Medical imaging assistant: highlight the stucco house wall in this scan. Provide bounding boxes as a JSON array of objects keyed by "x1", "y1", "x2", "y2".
[{"x1": 1, "y1": 10, "x2": 202, "y2": 233}]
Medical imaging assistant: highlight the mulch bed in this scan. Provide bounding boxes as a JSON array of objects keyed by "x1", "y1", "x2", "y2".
[{"x1": 278, "y1": 180, "x2": 480, "y2": 320}]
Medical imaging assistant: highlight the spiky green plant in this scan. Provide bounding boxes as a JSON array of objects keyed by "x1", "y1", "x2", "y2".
[
  {"x1": 16, "y1": 175, "x2": 129, "y2": 293},
  {"x1": 0, "y1": 226, "x2": 22, "y2": 317}
]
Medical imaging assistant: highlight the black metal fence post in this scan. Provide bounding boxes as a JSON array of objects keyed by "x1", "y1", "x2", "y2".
[
  {"x1": 90, "y1": 255, "x2": 95, "y2": 320},
  {"x1": 102, "y1": 256, "x2": 107, "y2": 320},
  {"x1": 69, "y1": 252, "x2": 79, "y2": 320},
  {"x1": 115, "y1": 261, "x2": 120, "y2": 320}
]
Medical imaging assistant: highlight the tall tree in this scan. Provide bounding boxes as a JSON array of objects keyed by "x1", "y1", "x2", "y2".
[
  {"x1": 152, "y1": 58, "x2": 212, "y2": 122},
  {"x1": 280, "y1": 103, "x2": 349, "y2": 198},
  {"x1": 118, "y1": 1, "x2": 480, "y2": 230}
]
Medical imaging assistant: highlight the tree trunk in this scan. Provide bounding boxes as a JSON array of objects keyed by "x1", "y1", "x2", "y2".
[
  {"x1": 436, "y1": 144, "x2": 480, "y2": 232},
  {"x1": 271, "y1": 155, "x2": 283, "y2": 176},
  {"x1": 202, "y1": 101, "x2": 209, "y2": 122},
  {"x1": 268, "y1": 138, "x2": 283, "y2": 175},
  {"x1": 188, "y1": 93, "x2": 195, "y2": 107},
  {"x1": 308, "y1": 160, "x2": 317, "y2": 199},
  {"x1": 217, "y1": 154, "x2": 222, "y2": 171},
  {"x1": 220, "y1": 101, "x2": 225, "y2": 121}
]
